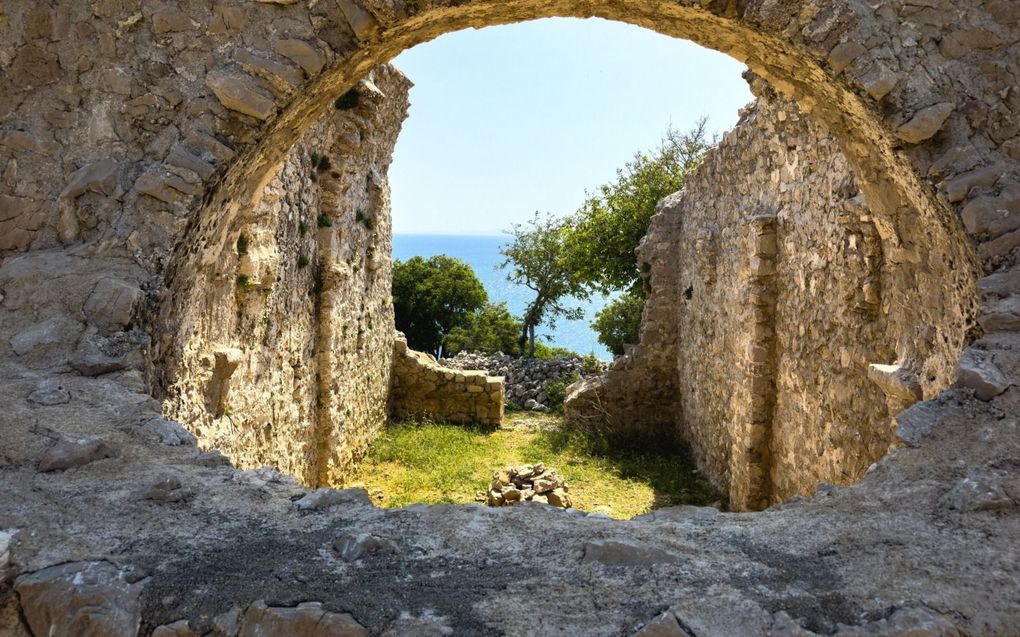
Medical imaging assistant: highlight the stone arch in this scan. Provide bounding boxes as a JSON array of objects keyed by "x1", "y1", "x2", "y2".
[
  {"x1": 0, "y1": 0, "x2": 1010, "y2": 502},
  {"x1": 127, "y1": 0, "x2": 999, "y2": 502}
]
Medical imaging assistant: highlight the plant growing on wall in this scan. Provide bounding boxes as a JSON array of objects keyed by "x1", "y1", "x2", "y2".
[{"x1": 317, "y1": 213, "x2": 333, "y2": 228}]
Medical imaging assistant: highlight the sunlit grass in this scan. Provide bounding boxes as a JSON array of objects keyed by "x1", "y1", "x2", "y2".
[{"x1": 345, "y1": 413, "x2": 725, "y2": 519}]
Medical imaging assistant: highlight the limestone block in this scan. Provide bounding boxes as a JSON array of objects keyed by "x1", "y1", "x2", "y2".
[
  {"x1": 337, "y1": 0, "x2": 380, "y2": 41},
  {"x1": 71, "y1": 331, "x2": 147, "y2": 376},
  {"x1": 207, "y1": 348, "x2": 244, "y2": 416},
  {"x1": 895, "y1": 102, "x2": 955, "y2": 144},
  {"x1": 140, "y1": 417, "x2": 198, "y2": 446},
  {"x1": 166, "y1": 146, "x2": 215, "y2": 180},
  {"x1": 27, "y1": 378, "x2": 71, "y2": 406},
  {"x1": 15, "y1": 562, "x2": 143, "y2": 637},
  {"x1": 205, "y1": 70, "x2": 277, "y2": 120},
  {"x1": 38, "y1": 436, "x2": 116, "y2": 472},
  {"x1": 275, "y1": 39, "x2": 326, "y2": 76},
  {"x1": 941, "y1": 474, "x2": 1013, "y2": 511},
  {"x1": 293, "y1": 487, "x2": 372, "y2": 511},
  {"x1": 153, "y1": 620, "x2": 201, "y2": 637},
  {"x1": 827, "y1": 41, "x2": 866, "y2": 73},
  {"x1": 84, "y1": 278, "x2": 142, "y2": 331},
  {"x1": 961, "y1": 186, "x2": 1020, "y2": 238},
  {"x1": 867, "y1": 364, "x2": 923, "y2": 403},
  {"x1": 979, "y1": 295, "x2": 1020, "y2": 332},
  {"x1": 238, "y1": 601, "x2": 368, "y2": 637},
  {"x1": 955, "y1": 349, "x2": 1010, "y2": 401},
  {"x1": 633, "y1": 612, "x2": 692, "y2": 637},
  {"x1": 235, "y1": 49, "x2": 304, "y2": 93},
  {"x1": 945, "y1": 164, "x2": 1004, "y2": 203},
  {"x1": 151, "y1": 9, "x2": 198, "y2": 33},
  {"x1": 59, "y1": 158, "x2": 119, "y2": 199},
  {"x1": 9, "y1": 315, "x2": 84, "y2": 356}
]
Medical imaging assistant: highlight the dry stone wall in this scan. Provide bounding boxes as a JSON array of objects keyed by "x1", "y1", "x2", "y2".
[
  {"x1": 391, "y1": 336, "x2": 505, "y2": 427},
  {"x1": 157, "y1": 67, "x2": 410, "y2": 487},
  {"x1": 568, "y1": 78, "x2": 980, "y2": 509}
]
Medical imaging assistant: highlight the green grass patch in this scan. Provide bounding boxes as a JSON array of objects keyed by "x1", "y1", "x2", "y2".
[{"x1": 346, "y1": 414, "x2": 724, "y2": 518}]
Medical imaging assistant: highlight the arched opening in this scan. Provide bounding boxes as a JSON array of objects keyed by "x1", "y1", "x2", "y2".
[{"x1": 152, "y1": 1, "x2": 980, "y2": 512}]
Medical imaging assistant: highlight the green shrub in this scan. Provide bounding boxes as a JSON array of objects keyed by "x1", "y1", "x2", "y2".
[
  {"x1": 544, "y1": 372, "x2": 580, "y2": 413},
  {"x1": 298, "y1": 221, "x2": 309, "y2": 236},
  {"x1": 591, "y1": 291, "x2": 644, "y2": 356},
  {"x1": 236, "y1": 233, "x2": 250, "y2": 255},
  {"x1": 355, "y1": 208, "x2": 373, "y2": 229},
  {"x1": 297, "y1": 255, "x2": 310, "y2": 269},
  {"x1": 316, "y1": 213, "x2": 332, "y2": 228},
  {"x1": 236, "y1": 274, "x2": 253, "y2": 289}
]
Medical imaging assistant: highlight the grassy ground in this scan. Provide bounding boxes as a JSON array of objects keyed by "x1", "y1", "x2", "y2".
[{"x1": 344, "y1": 411, "x2": 725, "y2": 519}]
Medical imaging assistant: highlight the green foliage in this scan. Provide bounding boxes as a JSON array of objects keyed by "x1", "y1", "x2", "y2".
[
  {"x1": 443, "y1": 302, "x2": 522, "y2": 356},
  {"x1": 334, "y1": 89, "x2": 359, "y2": 110},
  {"x1": 500, "y1": 211, "x2": 585, "y2": 357},
  {"x1": 543, "y1": 372, "x2": 580, "y2": 413},
  {"x1": 316, "y1": 213, "x2": 332, "y2": 228},
  {"x1": 235, "y1": 274, "x2": 253, "y2": 289},
  {"x1": 531, "y1": 343, "x2": 579, "y2": 359},
  {"x1": 298, "y1": 221, "x2": 309, "y2": 236},
  {"x1": 297, "y1": 254, "x2": 310, "y2": 269},
  {"x1": 392, "y1": 255, "x2": 488, "y2": 357},
  {"x1": 592, "y1": 290, "x2": 645, "y2": 356},
  {"x1": 355, "y1": 208, "x2": 373, "y2": 229},
  {"x1": 236, "y1": 233, "x2": 249, "y2": 255},
  {"x1": 562, "y1": 120, "x2": 712, "y2": 295}
]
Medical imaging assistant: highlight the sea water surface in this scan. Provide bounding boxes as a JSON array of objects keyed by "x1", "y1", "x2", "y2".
[{"x1": 393, "y1": 234, "x2": 612, "y2": 360}]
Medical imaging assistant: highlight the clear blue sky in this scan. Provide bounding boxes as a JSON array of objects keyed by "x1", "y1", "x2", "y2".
[{"x1": 388, "y1": 17, "x2": 754, "y2": 236}]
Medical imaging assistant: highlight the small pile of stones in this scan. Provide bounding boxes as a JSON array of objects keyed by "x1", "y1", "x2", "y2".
[{"x1": 482, "y1": 463, "x2": 572, "y2": 509}]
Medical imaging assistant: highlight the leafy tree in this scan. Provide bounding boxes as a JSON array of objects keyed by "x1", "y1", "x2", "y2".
[
  {"x1": 591, "y1": 290, "x2": 645, "y2": 356},
  {"x1": 392, "y1": 255, "x2": 487, "y2": 357},
  {"x1": 563, "y1": 120, "x2": 712, "y2": 296},
  {"x1": 443, "y1": 302, "x2": 521, "y2": 356},
  {"x1": 500, "y1": 212, "x2": 585, "y2": 358}
]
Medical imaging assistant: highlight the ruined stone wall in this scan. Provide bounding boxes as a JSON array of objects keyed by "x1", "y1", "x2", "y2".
[
  {"x1": 157, "y1": 68, "x2": 410, "y2": 487},
  {"x1": 569, "y1": 81, "x2": 979, "y2": 509},
  {"x1": 391, "y1": 336, "x2": 505, "y2": 427}
]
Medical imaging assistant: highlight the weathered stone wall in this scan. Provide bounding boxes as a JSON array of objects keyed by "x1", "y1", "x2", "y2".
[
  {"x1": 157, "y1": 68, "x2": 411, "y2": 487},
  {"x1": 391, "y1": 336, "x2": 505, "y2": 427},
  {"x1": 569, "y1": 79, "x2": 980, "y2": 509}
]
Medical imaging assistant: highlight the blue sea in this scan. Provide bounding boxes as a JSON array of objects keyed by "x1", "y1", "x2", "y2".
[{"x1": 392, "y1": 234, "x2": 612, "y2": 360}]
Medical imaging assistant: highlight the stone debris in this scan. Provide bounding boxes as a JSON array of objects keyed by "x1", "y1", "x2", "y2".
[
  {"x1": 941, "y1": 474, "x2": 1014, "y2": 512},
  {"x1": 238, "y1": 600, "x2": 369, "y2": 637},
  {"x1": 441, "y1": 351, "x2": 607, "y2": 411},
  {"x1": 139, "y1": 417, "x2": 197, "y2": 447},
  {"x1": 14, "y1": 562, "x2": 144, "y2": 637},
  {"x1": 955, "y1": 349, "x2": 1011, "y2": 401},
  {"x1": 333, "y1": 532, "x2": 397, "y2": 561},
  {"x1": 37, "y1": 436, "x2": 116, "y2": 472},
  {"x1": 293, "y1": 487, "x2": 373, "y2": 511},
  {"x1": 632, "y1": 612, "x2": 693, "y2": 637},
  {"x1": 484, "y1": 463, "x2": 572, "y2": 509}
]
